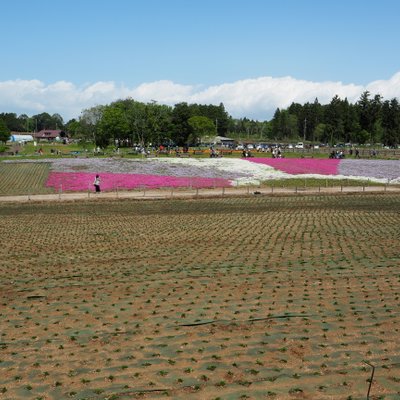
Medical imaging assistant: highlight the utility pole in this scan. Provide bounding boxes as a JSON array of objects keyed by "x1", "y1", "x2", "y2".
[{"x1": 303, "y1": 118, "x2": 307, "y2": 142}]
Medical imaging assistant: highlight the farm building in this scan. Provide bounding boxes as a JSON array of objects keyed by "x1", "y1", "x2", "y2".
[{"x1": 33, "y1": 129, "x2": 68, "y2": 142}]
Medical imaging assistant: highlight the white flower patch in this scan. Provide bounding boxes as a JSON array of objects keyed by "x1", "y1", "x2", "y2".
[{"x1": 153, "y1": 157, "x2": 289, "y2": 185}]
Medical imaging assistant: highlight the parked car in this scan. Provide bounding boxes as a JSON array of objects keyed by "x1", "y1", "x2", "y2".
[
  {"x1": 256, "y1": 143, "x2": 269, "y2": 151},
  {"x1": 295, "y1": 142, "x2": 304, "y2": 149}
]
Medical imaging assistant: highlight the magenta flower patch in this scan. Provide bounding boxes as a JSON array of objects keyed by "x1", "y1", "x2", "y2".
[
  {"x1": 46, "y1": 172, "x2": 231, "y2": 192},
  {"x1": 246, "y1": 158, "x2": 341, "y2": 175}
]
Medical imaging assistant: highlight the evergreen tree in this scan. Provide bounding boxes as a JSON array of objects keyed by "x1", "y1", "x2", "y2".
[
  {"x1": 171, "y1": 103, "x2": 193, "y2": 146},
  {"x1": 381, "y1": 99, "x2": 400, "y2": 147},
  {"x1": 0, "y1": 119, "x2": 11, "y2": 143}
]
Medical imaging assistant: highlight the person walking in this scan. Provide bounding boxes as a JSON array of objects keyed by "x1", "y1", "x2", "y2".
[{"x1": 93, "y1": 174, "x2": 101, "y2": 193}]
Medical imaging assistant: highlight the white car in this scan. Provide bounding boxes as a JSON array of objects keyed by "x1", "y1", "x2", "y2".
[{"x1": 295, "y1": 142, "x2": 304, "y2": 149}]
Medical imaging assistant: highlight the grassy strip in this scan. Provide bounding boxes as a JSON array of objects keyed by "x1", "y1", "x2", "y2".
[{"x1": 259, "y1": 177, "x2": 388, "y2": 188}]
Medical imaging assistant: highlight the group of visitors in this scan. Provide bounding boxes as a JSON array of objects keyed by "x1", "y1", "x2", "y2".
[
  {"x1": 271, "y1": 147, "x2": 283, "y2": 158},
  {"x1": 329, "y1": 150, "x2": 346, "y2": 159},
  {"x1": 330, "y1": 148, "x2": 362, "y2": 159},
  {"x1": 242, "y1": 149, "x2": 254, "y2": 158},
  {"x1": 210, "y1": 147, "x2": 221, "y2": 158}
]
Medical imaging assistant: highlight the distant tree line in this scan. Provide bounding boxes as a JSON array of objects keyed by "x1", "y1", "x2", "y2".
[
  {"x1": 1, "y1": 91, "x2": 400, "y2": 147},
  {"x1": 0, "y1": 112, "x2": 64, "y2": 133},
  {"x1": 271, "y1": 91, "x2": 400, "y2": 147}
]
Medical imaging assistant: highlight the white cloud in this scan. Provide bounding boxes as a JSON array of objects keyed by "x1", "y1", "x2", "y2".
[
  {"x1": 185, "y1": 77, "x2": 364, "y2": 120},
  {"x1": 0, "y1": 73, "x2": 400, "y2": 122},
  {"x1": 131, "y1": 80, "x2": 196, "y2": 103},
  {"x1": 366, "y1": 72, "x2": 400, "y2": 100}
]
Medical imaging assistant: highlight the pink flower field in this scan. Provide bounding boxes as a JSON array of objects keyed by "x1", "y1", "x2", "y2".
[
  {"x1": 46, "y1": 171, "x2": 231, "y2": 192},
  {"x1": 246, "y1": 158, "x2": 341, "y2": 175}
]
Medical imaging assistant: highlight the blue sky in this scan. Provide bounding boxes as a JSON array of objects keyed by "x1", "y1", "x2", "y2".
[{"x1": 1, "y1": 0, "x2": 400, "y2": 121}]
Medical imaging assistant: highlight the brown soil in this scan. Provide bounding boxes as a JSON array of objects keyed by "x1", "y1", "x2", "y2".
[{"x1": 0, "y1": 194, "x2": 399, "y2": 399}]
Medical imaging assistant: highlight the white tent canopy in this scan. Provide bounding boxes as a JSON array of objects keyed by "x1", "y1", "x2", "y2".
[
  {"x1": 10, "y1": 134, "x2": 34, "y2": 143},
  {"x1": 201, "y1": 135, "x2": 236, "y2": 146}
]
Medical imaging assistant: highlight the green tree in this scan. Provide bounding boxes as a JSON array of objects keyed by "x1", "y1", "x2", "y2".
[
  {"x1": 288, "y1": 102, "x2": 305, "y2": 138},
  {"x1": 323, "y1": 123, "x2": 335, "y2": 145},
  {"x1": 342, "y1": 103, "x2": 360, "y2": 144},
  {"x1": 145, "y1": 101, "x2": 173, "y2": 146},
  {"x1": 324, "y1": 95, "x2": 345, "y2": 143},
  {"x1": 18, "y1": 114, "x2": 34, "y2": 132},
  {"x1": 0, "y1": 119, "x2": 11, "y2": 143},
  {"x1": 313, "y1": 123, "x2": 326, "y2": 143},
  {"x1": 79, "y1": 105, "x2": 104, "y2": 144},
  {"x1": 271, "y1": 109, "x2": 298, "y2": 140},
  {"x1": 98, "y1": 104, "x2": 129, "y2": 147},
  {"x1": 354, "y1": 129, "x2": 369, "y2": 145},
  {"x1": 0, "y1": 113, "x2": 24, "y2": 131},
  {"x1": 188, "y1": 116, "x2": 215, "y2": 144},
  {"x1": 124, "y1": 99, "x2": 149, "y2": 146},
  {"x1": 307, "y1": 98, "x2": 324, "y2": 141},
  {"x1": 229, "y1": 117, "x2": 252, "y2": 138},
  {"x1": 381, "y1": 98, "x2": 400, "y2": 147},
  {"x1": 171, "y1": 102, "x2": 193, "y2": 145},
  {"x1": 356, "y1": 91, "x2": 382, "y2": 144},
  {"x1": 32, "y1": 112, "x2": 56, "y2": 131},
  {"x1": 271, "y1": 108, "x2": 282, "y2": 139},
  {"x1": 52, "y1": 113, "x2": 64, "y2": 130},
  {"x1": 372, "y1": 119, "x2": 384, "y2": 144},
  {"x1": 188, "y1": 103, "x2": 229, "y2": 136},
  {"x1": 210, "y1": 103, "x2": 229, "y2": 136},
  {"x1": 64, "y1": 119, "x2": 81, "y2": 138},
  {"x1": 262, "y1": 120, "x2": 273, "y2": 139}
]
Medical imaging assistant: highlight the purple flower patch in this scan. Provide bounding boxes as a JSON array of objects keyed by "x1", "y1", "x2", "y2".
[{"x1": 338, "y1": 159, "x2": 400, "y2": 181}]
